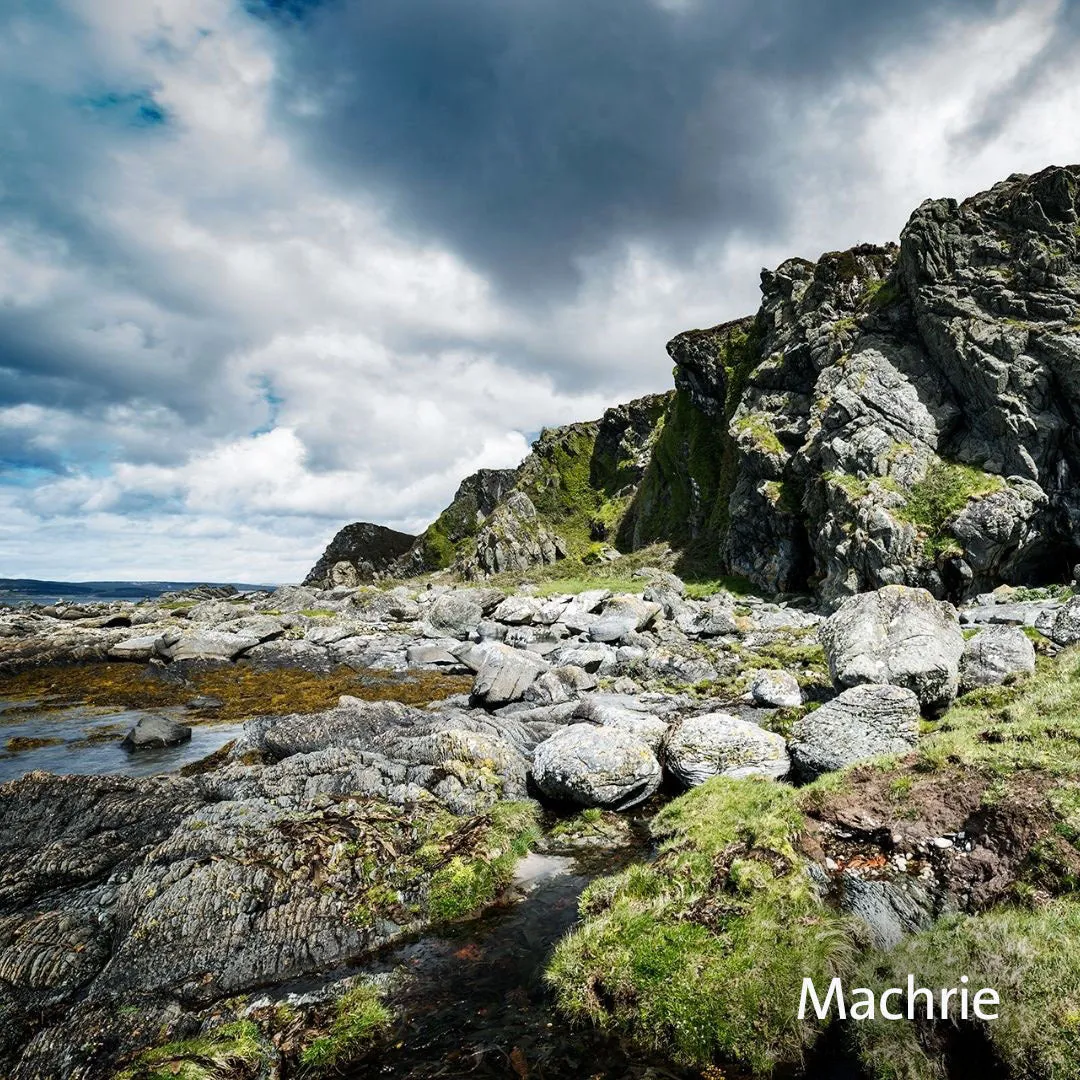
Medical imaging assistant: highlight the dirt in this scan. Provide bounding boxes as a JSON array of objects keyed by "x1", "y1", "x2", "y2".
[{"x1": 800, "y1": 761, "x2": 1075, "y2": 913}]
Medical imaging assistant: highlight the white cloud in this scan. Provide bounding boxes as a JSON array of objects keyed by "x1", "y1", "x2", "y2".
[{"x1": 3, "y1": 0, "x2": 1080, "y2": 581}]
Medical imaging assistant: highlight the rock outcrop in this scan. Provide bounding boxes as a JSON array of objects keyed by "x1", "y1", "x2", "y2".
[
  {"x1": 303, "y1": 522, "x2": 416, "y2": 588},
  {"x1": 316, "y1": 166, "x2": 1080, "y2": 606}
]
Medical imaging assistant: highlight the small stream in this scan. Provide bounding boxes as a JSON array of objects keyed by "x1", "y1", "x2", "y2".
[
  {"x1": 351, "y1": 848, "x2": 703, "y2": 1080},
  {"x1": 0, "y1": 699, "x2": 244, "y2": 784}
]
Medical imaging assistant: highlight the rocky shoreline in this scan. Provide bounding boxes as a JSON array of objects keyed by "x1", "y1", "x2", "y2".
[{"x1": 2, "y1": 570, "x2": 1079, "y2": 1078}]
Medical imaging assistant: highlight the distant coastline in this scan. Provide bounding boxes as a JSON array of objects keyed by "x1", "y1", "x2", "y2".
[{"x1": 0, "y1": 577, "x2": 277, "y2": 606}]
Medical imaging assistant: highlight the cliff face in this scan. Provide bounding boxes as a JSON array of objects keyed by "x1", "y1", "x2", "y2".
[
  {"x1": 308, "y1": 166, "x2": 1080, "y2": 601},
  {"x1": 720, "y1": 165, "x2": 1080, "y2": 601}
]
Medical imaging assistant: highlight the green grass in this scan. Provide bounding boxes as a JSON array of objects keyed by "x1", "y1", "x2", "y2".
[
  {"x1": 299, "y1": 608, "x2": 337, "y2": 618},
  {"x1": 298, "y1": 983, "x2": 392, "y2": 1070},
  {"x1": 427, "y1": 801, "x2": 541, "y2": 921},
  {"x1": 114, "y1": 1021, "x2": 267, "y2": 1080},
  {"x1": 896, "y1": 459, "x2": 1004, "y2": 557},
  {"x1": 853, "y1": 901, "x2": 1080, "y2": 1080},
  {"x1": 911, "y1": 650, "x2": 1080, "y2": 778},
  {"x1": 546, "y1": 777, "x2": 859, "y2": 1073},
  {"x1": 733, "y1": 414, "x2": 784, "y2": 456}
]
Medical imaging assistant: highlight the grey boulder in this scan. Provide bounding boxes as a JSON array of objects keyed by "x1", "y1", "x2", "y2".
[
  {"x1": 531, "y1": 724, "x2": 662, "y2": 809},
  {"x1": 959, "y1": 626, "x2": 1036, "y2": 691},
  {"x1": 820, "y1": 585, "x2": 964, "y2": 711},
  {"x1": 471, "y1": 643, "x2": 549, "y2": 707},
  {"x1": 749, "y1": 670, "x2": 803, "y2": 708},
  {"x1": 122, "y1": 714, "x2": 192, "y2": 750},
  {"x1": 789, "y1": 684, "x2": 920, "y2": 779},
  {"x1": 160, "y1": 630, "x2": 260, "y2": 663},
  {"x1": 662, "y1": 713, "x2": 790, "y2": 786},
  {"x1": 1048, "y1": 595, "x2": 1080, "y2": 646}
]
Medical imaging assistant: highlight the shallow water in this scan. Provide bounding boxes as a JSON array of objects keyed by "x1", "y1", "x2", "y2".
[
  {"x1": 352, "y1": 850, "x2": 703, "y2": 1080},
  {"x1": 0, "y1": 699, "x2": 244, "y2": 784}
]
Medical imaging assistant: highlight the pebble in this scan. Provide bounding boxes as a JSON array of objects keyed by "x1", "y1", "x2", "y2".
[{"x1": 931, "y1": 837, "x2": 953, "y2": 849}]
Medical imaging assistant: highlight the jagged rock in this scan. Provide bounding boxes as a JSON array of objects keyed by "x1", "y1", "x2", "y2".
[
  {"x1": 461, "y1": 492, "x2": 567, "y2": 577},
  {"x1": 522, "y1": 665, "x2": 597, "y2": 705},
  {"x1": 749, "y1": 669, "x2": 803, "y2": 708},
  {"x1": 678, "y1": 603, "x2": 737, "y2": 638},
  {"x1": 549, "y1": 642, "x2": 618, "y2": 674},
  {"x1": 820, "y1": 585, "x2": 964, "y2": 711},
  {"x1": 470, "y1": 643, "x2": 549, "y2": 707},
  {"x1": 423, "y1": 588, "x2": 502, "y2": 639},
  {"x1": 1048, "y1": 595, "x2": 1080, "y2": 646},
  {"x1": 109, "y1": 634, "x2": 162, "y2": 662},
  {"x1": 396, "y1": 468, "x2": 520, "y2": 575},
  {"x1": 530, "y1": 725, "x2": 662, "y2": 809},
  {"x1": 303, "y1": 522, "x2": 416, "y2": 589},
  {"x1": 959, "y1": 626, "x2": 1037, "y2": 691},
  {"x1": 121, "y1": 714, "x2": 192, "y2": 750},
  {"x1": 491, "y1": 596, "x2": 542, "y2": 625},
  {"x1": 789, "y1": 684, "x2": 920, "y2": 779},
  {"x1": 662, "y1": 713, "x2": 790, "y2": 786},
  {"x1": 350, "y1": 586, "x2": 421, "y2": 623}
]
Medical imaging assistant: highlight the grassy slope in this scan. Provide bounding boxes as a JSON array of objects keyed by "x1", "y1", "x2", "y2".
[{"x1": 549, "y1": 647, "x2": 1080, "y2": 1078}]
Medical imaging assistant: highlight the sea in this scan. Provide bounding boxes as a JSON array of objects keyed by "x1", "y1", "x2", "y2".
[{"x1": 0, "y1": 577, "x2": 277, "y2": 606}]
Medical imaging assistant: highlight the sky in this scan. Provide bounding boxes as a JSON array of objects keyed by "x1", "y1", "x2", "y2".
[{"x1": 2, "y1": 0, "x2": 1079, "y2": 583}]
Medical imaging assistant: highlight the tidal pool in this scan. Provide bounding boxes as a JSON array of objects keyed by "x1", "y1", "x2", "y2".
[{"x1": 0, "y1": 699, "x2": 244, "y2": 783}]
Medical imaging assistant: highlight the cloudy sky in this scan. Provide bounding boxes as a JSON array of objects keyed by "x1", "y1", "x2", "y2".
[{"x1": 1, "y1": 0, "x2": 1078, "y2": 583}]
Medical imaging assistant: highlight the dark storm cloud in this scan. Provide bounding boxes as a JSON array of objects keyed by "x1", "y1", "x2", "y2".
[{"x1": 254, "y1": 0, "x2": 1002, "y2": 294}]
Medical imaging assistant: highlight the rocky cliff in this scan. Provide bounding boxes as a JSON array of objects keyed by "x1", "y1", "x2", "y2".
[
  {"x1": 303, "y1": 522, "x2": 415, "y2": 588},
  {"x1": 310, "y1": 166, "x2": 1080, "y2": 604}
]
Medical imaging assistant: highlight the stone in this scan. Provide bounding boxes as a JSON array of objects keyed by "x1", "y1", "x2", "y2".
[
  {"x1": 959, "y1": 626, "x2": 1036, "y2": 691},
  {"x1": 573, "y1": 698, "x2": 669, "y2": 751},
  {"x1": 491, "y1": 596, "x2": 542, "y2": 625},
  {"x1": 531, "y1": 725, "x2": 662, "y2": 809},
  {"x1": 302, "y1": 521, "x2": 416, "y2": 589},
  {"x1": 522, "y1": 665, "x2": 597, "y2": 705},
  {"x1": 1049, "y1": 596, "x2": 1080, "y2": 646},
  {"x1": 820, "y1": 585, "x2": 965, "y2": 711},
  {"x1": 470, "y1": 643, "x2": 549, "y2": 707},
  {"x1": 789, "y1": 684, "x2": 921, "y2": 779},
  {"x1": 749, "y1": 669, "x2": 803, "y2": 708},
  {"x1": 662, "y1": 713, "x2": 790, "y2": 786},
  {"x1": 121, "y1": 714, "x2": 192, "y2": 750},
  {"x1": 108, "y1": 635, "x2": 162, "y2": 662},
  {"x1": 599, "y1": 595, "x2": 662, "y2": 631},
  {"x1": 424, "y1": 589, "x2": 488, "y2": 639},
  {"x1": 588, "y1": 616, "x2": 639, "y2": 643},
  {"x1": 160, "y1": 630, "x2": 261, "y2": 663}
]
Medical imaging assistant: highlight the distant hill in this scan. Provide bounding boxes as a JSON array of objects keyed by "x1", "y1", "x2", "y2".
[{"x1": 0, "y1": 578, "x2": 275, "y2": 604}]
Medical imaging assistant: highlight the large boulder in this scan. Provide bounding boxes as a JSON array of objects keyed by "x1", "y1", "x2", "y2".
[
  {"x1": 160, "y1": 630, "x2": 261, "y2": 663},
  {"x1": 531, "y1": 725, "x2": 662, "y2": 809},
  {"x1": 470, "y1": 643, "x2": 549, "y2": 707},
  {"x1": 662, "y1": 713, "x2": 790, "y2": 786},
  {"x1": 789, "y1": 684, "x2": 920, "y2": 779},
  {"x1": 424, "y1": 589, "x2": 500, "y2": 639},
  {"x1": 820, "y1": 585, "x2": 964, "y2": 711},
  {"x1": 959, "y1": 626, "x2": 1036, "y2": 691}
]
